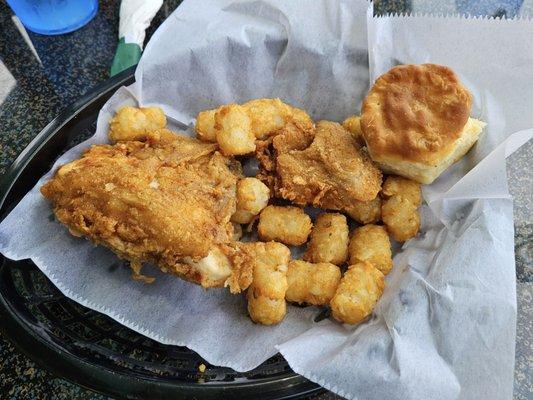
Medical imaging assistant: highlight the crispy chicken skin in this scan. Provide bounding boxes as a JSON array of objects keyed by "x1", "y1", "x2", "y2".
[
  {"x1": 41, "y1": 130, "x2": 247, "y2": 289},
  {"x1": 272, "y1": 121, "x2": 382, "y2": 209}
]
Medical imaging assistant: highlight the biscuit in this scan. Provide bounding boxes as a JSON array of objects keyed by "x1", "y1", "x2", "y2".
[{"x1": 361, "y1": 64, "x2": 485, "y2": 184}]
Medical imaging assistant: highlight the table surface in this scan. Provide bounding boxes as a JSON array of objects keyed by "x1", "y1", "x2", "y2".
[{"x1": 0, "y1": 0, "x2": 531, "y2": 399}]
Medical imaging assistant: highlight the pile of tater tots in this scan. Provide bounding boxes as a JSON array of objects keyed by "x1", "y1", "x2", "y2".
[{"x1": 194, "y1": 98, "x2": 422, "y2": 326}]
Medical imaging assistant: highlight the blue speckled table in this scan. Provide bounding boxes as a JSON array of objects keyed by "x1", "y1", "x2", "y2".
[{"x1": 0, "y1": 0, "x2": 531, "y2": 399}]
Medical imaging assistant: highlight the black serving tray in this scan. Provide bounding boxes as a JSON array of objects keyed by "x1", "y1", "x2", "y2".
[{"x1": 0, "y1": 66, "x2": 322, "y2": 400}]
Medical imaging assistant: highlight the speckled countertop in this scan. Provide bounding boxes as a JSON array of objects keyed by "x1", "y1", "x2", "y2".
[{"x1": 0, "y1": 0, "x2": 531, "y2": 399}]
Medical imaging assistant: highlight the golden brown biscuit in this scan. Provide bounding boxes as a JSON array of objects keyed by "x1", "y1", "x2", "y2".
[
  {"x1": 330, "y1": 262, "x2": 384, "y2": 324},
  {"x1": 304, "y1": 213, "x2": 349, "y2": 265},
  {"x1": 348, "y1": 225, "x2": 392, "y2": 275},
  {"x1": 361, "y1": 64, "x2": 485, "y2": 184},
  {"x1": 286, "y1": 260, "x2": 341, "y2": 305}
]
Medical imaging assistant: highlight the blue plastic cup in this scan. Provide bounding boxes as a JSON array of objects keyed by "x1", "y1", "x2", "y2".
[{"x1": 6, "y1": 0, "x2": 99, "y2": 35}]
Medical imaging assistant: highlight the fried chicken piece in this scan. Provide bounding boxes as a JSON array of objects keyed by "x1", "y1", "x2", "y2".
[
  {"x1": 231, "y1": 177, "x2": 270, "y2": 224},
  {"x1": 244, "y1": 241, "x2": 291, "y2": 325},
  {"x1": 41, "y1": 130, "x2": 248, "y2": 290},
  {"x1": 255, "y1": 122, "x2": 315, "y2": 191},
  {"x1": 330, "y1": 262, "x2": 385, "y2": 325},
  {"x1": 349, "y1": 225, "x2": 392, "y2": 275},
  {"x1": 345, "y1": 195, "x2": 382, "y2": 224},
  {"x1": 109, "y1": 106, "x2": 166, "y2": 142},
  {"x1": 275, "y1": 121, "x2": 382, "y2": 207},
  {"x1": 304, "y1": 213, "x2": 349, "y2": 265},
  {"x1": 381, "y1": 176, "x2": 422, "y2": 242},
  {"x1": 286, "y1": 260, "x2": 341, "y2": 305},
  {"x1": 258, "y1": 205, "x2": 312, "y2": 246}
]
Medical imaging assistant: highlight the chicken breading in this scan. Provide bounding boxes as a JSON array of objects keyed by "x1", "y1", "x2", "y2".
[
  {"x1": 274, "y1": 121, "x2": 382, "y2": 208},
  {"x1": 41, "y1": 130, "x2": 249, "y2": 290}
]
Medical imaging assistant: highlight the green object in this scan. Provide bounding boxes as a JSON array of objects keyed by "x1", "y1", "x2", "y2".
[{"x1": 110, "y1": 37, "x2": 142, "y2": 76}]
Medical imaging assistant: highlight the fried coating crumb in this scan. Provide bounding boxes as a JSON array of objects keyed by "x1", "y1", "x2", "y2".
[
  {"x1": 258, "y1": 205, "x2": 312, "y2": 246},
  {"x1": 304, "y1": 213, "x2": 349, "y2": 265},
  {"x1": 231, "y1": 177, "x2": 270, "y2": 224},
  {"x1": 349, "y1": 225, "x2": 392, "y2": 275},
  {"x1": 214, "y1": 104, "x2": 256, "y2": 155},
  {"x1": 330, "y1": 262, "x2": 384, "y2": 325},
  {"x1": 342, "y1": 115, "x2": 365, "y2": 146},
  {"x1": 109, "y1": 106, "x2": 166, "y2": 142},
  {"x1": 381, "y1": 176, "x2": 421, "y2": 242},
  {"x1": 286, "y1": 260, "x2": 341, "y2": 305},
  {"x1": 345, "y1": 195, "x2": 382, "y2": 224},
  {"x1": 245, "y1": 242, "x2": 290, "y2": 325}
]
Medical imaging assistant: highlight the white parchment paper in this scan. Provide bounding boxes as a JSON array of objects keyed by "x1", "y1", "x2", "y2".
[{"x1": 1, "y1": 1, "x2": 532, "y2": 399}]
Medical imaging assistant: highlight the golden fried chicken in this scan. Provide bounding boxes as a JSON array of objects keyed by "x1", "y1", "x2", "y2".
[
  {"x1": 41, "y1": 130, "x2": 249, "y2": 290},
  {"x1": 273, "y1": 121, "x2": 382, "y2": 209}
]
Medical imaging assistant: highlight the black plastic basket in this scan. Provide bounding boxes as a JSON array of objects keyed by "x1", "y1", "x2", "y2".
[{"x1": 0, "y1": 67, "x2": 322, "y2": 400}]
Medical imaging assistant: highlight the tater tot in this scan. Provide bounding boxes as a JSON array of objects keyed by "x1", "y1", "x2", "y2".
[
  {"x1": 348, "y1": 225, "x2": 392, "y2": 275},
  {"x1": 243, "y1": 98, "x2": 288, "y2": 139},
  {"x1": 243, "y1": 98, "x2": 314, "y2": 139},
  {"x1": 381, "y1": 176, "x2": 421, "y2": 242},
  {"x1": 195, "y1": 109, "x2": 217, "y2": 142},
  {"x1": 258, "y1": 205, "x2": 312, "y2": 246},
  {"x1": 382, "y1": 196, "x2": 420, "y2": 242},
  {"x1": 330, "y1": 262, "x2": 384, "y2": 325},
  {"x1": 304, "y1": 213, "x2": 349, "y2": 265},
  {"x1": 246, "y1": 242, "x2": 290, "y2": 325},
  {"x1": 214, "y1": 104, "x2": 256, "y2": 155},
  {"x1": 382, "y1": 176, "x2": 422, "y2": 207},
  {"x1": 342, "y1": 115, "x2": 364, "y2": 146},
  {"x1": 345, "y1": 196, "x2": 382, "y2": 224},
  {"x1": 109, "y1": 106, "x2": 166, "y2": 142},
  {"x1": 231, "y1": 178, "x2": 270, "y2": 224},
  {"x1": 286, "y1": 260, "x2": 341, "y2": 305}
]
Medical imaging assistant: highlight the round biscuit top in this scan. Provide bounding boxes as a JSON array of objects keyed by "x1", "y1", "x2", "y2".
[{"x1": 361, "y1": 64, "x2": 472, "y2": 165}]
